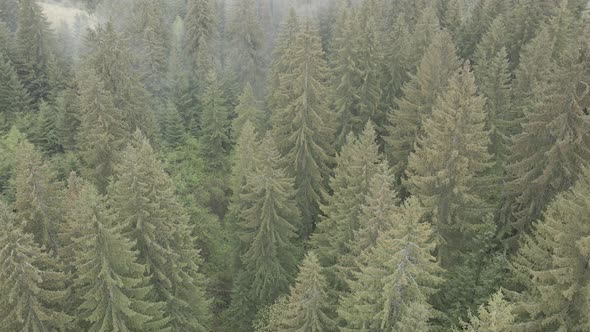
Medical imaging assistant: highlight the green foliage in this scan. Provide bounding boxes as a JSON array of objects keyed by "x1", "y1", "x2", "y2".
[
  {"x1": 280, "y1": 252, "x2": 335, "y2": 331},
  {"x1": 184, "y1": 0, "x2": 215, "y2": 81},
  {"x1": 272, "y1": 20, "x2": 335, "y2": 237},
  {"x1": 232, "y1": 83, "x2": 265, "y2": 138},
  {"x1": 76, "y1": 68, "x2": 128, "y2": 193},
  {"x1": 160, "y1": 101, "x2": 186, "y2": 149},
  {"x1": 236, "y1": 133, "x2": 300, "y2": 305},
  {"x1": 384, "y1": 30, "x2": 459, "y2": 197},
  {"x1": 509, "y1": 167, "x2": 590, "y2": 330},
  {"x1": 0, "y1": 127, "x2": 25, "y2": 202},
  {"x1": 0, "y1": 201, "x2": 71, "y2": 331},
  {"x1": 459, "y1": 290, "x2": 515, "y2": 332},
  {"x1": 34, "y1": 100, "x2": 62, "y2": 154},
  {"x1": 0, "y1": 53, "x2": 29, "y2": 132},
  {"x1": 14, "y1": 139, "x2": 63, "y2": 252},
  {"x1": 109, "y1": 130, "x2": 212, "y2": 330},
  {"x1": 338, "y1": 198, "x2": 444, "y2": 331}
]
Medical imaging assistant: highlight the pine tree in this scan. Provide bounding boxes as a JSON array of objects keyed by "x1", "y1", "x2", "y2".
[
  {"x1": 272, "y1": 20, "x2": 335, "y2": 237},
  {"x1": 0, "y1": 52, "x2": 29, "y2": 133},
  {"x1": 84, "y1": 23, "x2": 157, "y2": 141},
  {"x1": 338, "y1": 198, "x2": 444, "y2": 331},
  {"x1": 237, "y1": 133, "x2": 300, "y2": 305},
  {"x1": 473, "y1": 18, "x2": 513, "y2": 180},
  {"x1": 232, "y1": 83, "x2": 264, "y2": 138},
  {"x1": 311, "y1": 122, "x2": 381, "y2": 272},
  {"x1": 459, "y1": 290, "x2": 515, "y2": 332},
  {"x1": 504, "y1": 7, "x2": 590, "y2": 243},
  {"x1": 384, "y1": 30, "x2": 459, "y2": 196},
  {"x1": 15, "y1": 0, "x2": 54, "y2": 104},
  {"x1": 509, "y1": 166, "x2": 590, "y2": 330},
  {"x1": 109, "y1": 130, "x2": 211, "y2": 331},
  {"x1": 14, "y1": 139, "x2": 62, "y2": 253},
  {"x1": 34, "y1": 100, "x2": 62, "y2": 154},
  {"x1": 228, "y1": 0, "x2": 265, "y2": 93},
  {"x1": 76, "y1": 69, "x2": 128, "y2": 193},
  {"x1": 0, "y1": 201, "x2": 71, "y2": 331},
  {"x1": 280, "y1": 252, "x2": 335, "y2": 332},
  {"x1": 161, "y1": 101, "x2": 186, "y2": 149},
  {"x1": 184, "y1": 0, "x2": 215, "y2": 82},
  {"x1": 68, "y1": 180, "x2": 168, "y2": 331}
]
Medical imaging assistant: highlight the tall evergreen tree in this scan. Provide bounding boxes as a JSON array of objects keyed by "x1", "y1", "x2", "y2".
[
  {"x1": 338, "y1": 198, "x2": 443, "y2": 331},
  {"x1": 34, "y1": 100, "x2": 62, "y2": 154},
  {"x1": 0, "y1": 201, "x2": 71, "y2": 331},
  {"x1": 236, "y1": 133, "x2": 300, "y2": 305},
  {"x1": 228, "y1": 0, "x2": 265, "y2": 94},
  {"x1": 510, "y1": 166, "x2": 590, "y2": 331},
  {"x1": 459, "y1": 290, "x2": 515, "y2": 332},
  {"x1": 311, "y1": 123, "x2": 381, "y2": 274},
  {"x1": 504, "y1": 7, "x2": 590, "y2": 243},
  {"x1": 232, "y1": 83, "x2": 265, "y2": 138},
  {"x1": 0, "y1": 0, "x2": 18, "y2": 32},
  {"x1": 272, "y1": 20, "x2": 335, "y2": 237},
  {"x1": 109, "y1": 130, "x2": 211, "y2": 331},
  {"x1": 84, "y1": 23, "x2": 157, "y2": 141},
  {"x1": 68, "y1": 179, "x2": 168, "y2": 331},
  {"x1": 184, "y1": 0, "x2": 215, "y2": 83},
  {"x1": 160, "y1": 101, "x2": 186, "y2": 149},
  {"x1": 15, "y1": 0, "x2": 54, "y2": 104},
  {"x1": 384, "y1": 30, "x2": 459, "y2": 196},
  {"x1": 56, "y1": 88, "x2": 81, "y2": 152},
  {"x1": 279, "y1": 252, "x2": 335, "y2": 332},
  {"x1": 76, "y1": 69, "x2": 128, "y2": 193},
  {"x1": 0, "y1": 53, "x2": 29, "y2": 133},
  {"x1": 14, "y1": 139, "x2": 62, "y2": 252}
]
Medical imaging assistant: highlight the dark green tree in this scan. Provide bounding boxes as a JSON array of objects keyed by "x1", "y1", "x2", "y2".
[
  {"x1": 0, "y1": 53, "x2": 29, "y2": 133},
  {"x1": 109, "y1": 130, "x2": 211, "y2": 331},
  {"x1": 232, "y1": 83, "x2": 264, "y2": 138},
  {"x1": 272, "y1": 20, "x2": 335, "y2": 237},
  {"x1": 0, "y1": 201, "x2": 71, "y2": 331},
  {"x1": 161, "y1": 101, "x2": 186, "y2": 149}
]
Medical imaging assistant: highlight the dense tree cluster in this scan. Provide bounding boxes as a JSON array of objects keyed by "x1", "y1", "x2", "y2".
[{"x1": 0, "y1": 0, "x2": 589, "y2": 330}]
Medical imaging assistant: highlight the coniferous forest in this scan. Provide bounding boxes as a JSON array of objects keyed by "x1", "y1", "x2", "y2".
[{"x1": 1, "y1": 0, "x2": 590, "y2": 330}]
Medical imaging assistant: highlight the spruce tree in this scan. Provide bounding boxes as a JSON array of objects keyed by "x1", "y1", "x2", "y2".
[
  {"x1": 280, "y1": 252, "x2": 335, "y2": 332},
  {"x1": 0, "y1": 52, "x2": 29, "y2": 133},
  {"x1": 272, "y1": 20, "x2": 335, "y2": 237},
  {"x1": 504, "y1": 7, "x2": 590, "y2": 243},
  {"x1": 161, "y1": 101, "x2": 186, "y2": 149},
  {"x1": 15, "y1": 0, "x2": 54, "y2": 104},
  {"x1": 56, "y1": 88, "x2": 80, "y2": 152},
  {"x1": 0, "y1": 127, "x2": 25, "y2": 201},
  {"x1": 228, "y1": 0, "x2": 265, "y2": 93},
  {"x1": 0, "y1": 0, "x2": 18, "y2": 32},
  {"x1": 14, "y1": 139, "x2": 62, "y2": 253},
  {"x1": 236, "y1": 133, "x2": 300, "y2": 305},
  {"x1": 509, "y1": 166, "x2": 590, "y2": 330},
  {"x1": 338, "y1": 198, "x2": 443, "y2": 331},
  {"x1": 459, "y1": 290, "x2": 515, "y2": 332},
  {"x1": 232, "y1": 83, "x2": 265, "y2": 138},
  {"x1": 311, "y1": 122, "x2": 381, "y2": 273},
  {"x1": 76, "y1": 69, "x2": 128, "y2": 193},
  {"x1": 384, "y1": 30, "x2": 459, "y2": 196},
  {"x1": 184, "y1": 0, "x2": 215, "y2": 82},
  {"x1": 84, "y1": 23, "x2": 157, "y2": 141},
  {"x1": 200, "y1": 72, "x2": 231, "y2": 172},
  {"x1": 473, "y1": 18, "x2": 513, "y2": 180},
  {"x1": 230, "y1": 121, "x2": 259, "y2": 196},
  {"x1": 68, "y1": 179, "x2": 168, "y2": 331},
  {"x1": 109, "y1": 130, "x2": 211, "y2": 331},
  {"x1": 34, "y1": 100, "x2": 62, "y2": 154},
  {"x1": 0, "y1": 201, "x2": 71, "y2": 331}
]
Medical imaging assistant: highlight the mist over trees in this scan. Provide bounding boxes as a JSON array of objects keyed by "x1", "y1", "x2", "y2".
[{"x1": 1, "y1": 0, "x2": 590, "y2": 331}]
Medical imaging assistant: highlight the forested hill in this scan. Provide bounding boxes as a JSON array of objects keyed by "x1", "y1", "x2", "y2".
[{"x1": 0, "y1": 0, "x2": 590, "y2": 331}]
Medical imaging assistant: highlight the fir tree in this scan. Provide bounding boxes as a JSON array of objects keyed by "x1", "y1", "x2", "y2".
[
  {"x1": 280, "y1": 252, "x2": 335, "y2": 332},
  {"x1": 69, "y1": 180, "x2": 168, "y2": 331},
  {"x1": 0, "y1": 201, "x2": 71, "y2": 331},
  {"x1": 228, "y1": 0, "x2": 265, "y2": 93},
  {"x1": 14, "y1": 139, "x2": 62, "y2": 253},
  {"x1": 311, "y1": 122, "x2": 381, "y2": 273},
  {"x1": 109, "y1": 130, "x2": 211, "y2": 331},
  {"x1": 0, "y1": 52, "x2": 29, "y2": 133},
  {"x1": 15, "y1": 0, "x2": 54, "y2": 104},
  {"x1": 200, "y1": 72, "x2": 231, "y2": 172},
  {"x1": 34, "y1": 100, "x2": 62, "y2": 154},
  {"x1": 237, "y1": 133, "x2": 300, "y2": 305},
  {"x1": 76, "y1": 69, "x2": 128, "y2": 193},
  {"x1": 184, "y1": 0, "x2": 215, "y2": 82},
  {"x1": 272, "y1": 20, "x2": 335, "y2": 237},
  {"x1": 56, "y1": 88, "x2": 81, "y2": 152},
  {"x1": 338, "y1": 198, "x2": 443, "y2": 331},
  {"x1": 459, "y1": 290, "x2": 515, "y2": 332},
  {"x1": 504, "y1": 7, "x2": 590, "y2": 243},
  {"x1": 84, "y1": 23, "x2": 157, "y2": 141},
  {"x1": 230, "y1": 121, "x2": 259, "y2": 196},
  {"x1": 509, "y1": 166, "x2": 590, "y2": 330},
  {"x1": 384, "y1": 30, "x2": 459, "y2": 196},
  {"x1": 232, "y1": 83, "x2": 265, "y2": 138},
  {"x1": 161, "y1": 101, "x2": 186, "y2": 149},
  {"x1": 0, "y1": 127, "x2": 25, "y2": 201}
]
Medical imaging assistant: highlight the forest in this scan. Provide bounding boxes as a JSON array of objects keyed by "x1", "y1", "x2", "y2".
[{"x1": 0, "y1": 0, "x2": 589, "y2": 330}]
